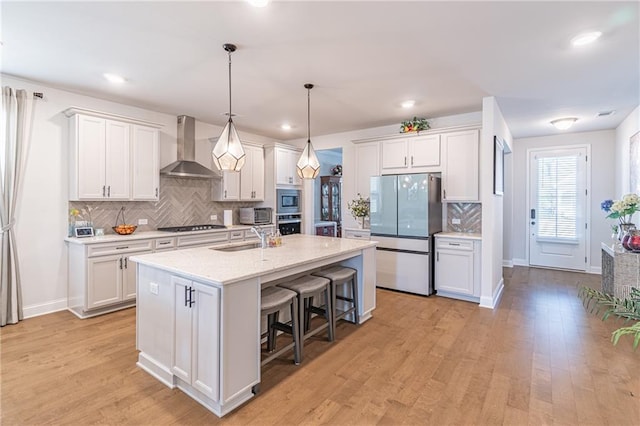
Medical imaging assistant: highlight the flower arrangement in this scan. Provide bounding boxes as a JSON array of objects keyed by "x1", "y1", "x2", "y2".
[
  {"x1": 348, "y1": 193, "x2": 370, "y2": 227},
  {"x1": 400, "y1": 117, "x2": 430, "y2": 133},
  {"x1": 601, "y1": 193, "x2": 640, "y2": 225},
  {"x1": 331, "y1": 164, "x2": 342, "y2": 176}
]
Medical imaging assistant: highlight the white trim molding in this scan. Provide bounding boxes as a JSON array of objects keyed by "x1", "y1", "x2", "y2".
[
  {"x1": 513, "y1": 258, "x2": 528, "y2": 266},
  {"x1": 23, "y1": 298, "x2": 68, "y2": 319},
  {"x1": 503, "y1": 259, "x2": 514, "y2": 268},
  {"x1": 479, "y1": 278, "x2": 505, "y2": 309}
]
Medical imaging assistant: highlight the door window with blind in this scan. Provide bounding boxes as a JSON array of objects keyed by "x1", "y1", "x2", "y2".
[{"x1": 529, "y1": 147, "x2": 588, "y2": 271}]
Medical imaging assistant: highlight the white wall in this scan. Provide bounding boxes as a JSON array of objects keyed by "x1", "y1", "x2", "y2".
[
  {"x1": 510, "y1": 129, "x2": 615, "y2": 271},
  {"x1": 615, "y1": 106, "x2": 640, "y2": 196},
  {"x1": 2, "y1": 74, "x2": 277, "y2": 317},
  {"x1": 480, "y1": 97, "x2": 512, "y2": 308}
]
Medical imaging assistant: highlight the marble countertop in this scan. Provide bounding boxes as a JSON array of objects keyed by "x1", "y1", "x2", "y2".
[
  {"x1": 436, "y1": 232, "x2": 482, "y2": 240},
  {"x1": 64, "y1": 224, "x2": 269, "y2": 245},
  {"x1": 130, "y1": 234, "x2": 377, "y2": 286}
]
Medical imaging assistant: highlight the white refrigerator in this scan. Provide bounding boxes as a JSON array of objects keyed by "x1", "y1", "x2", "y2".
[{"x1": 370, "y1": 173, "x2": 442, "y2": 295}]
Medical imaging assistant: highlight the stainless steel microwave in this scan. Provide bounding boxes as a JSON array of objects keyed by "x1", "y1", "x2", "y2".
[
  {"x1": 239, "y1": 207, "x2": 272, "y2": 225},
  {"x1": 276, "y1": 189, "x2": 301, "y2": 213}
]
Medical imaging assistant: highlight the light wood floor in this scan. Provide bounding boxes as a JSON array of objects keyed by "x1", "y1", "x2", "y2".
[{"x1": 2, "y1": 267, "x2": 638, "y2": 425}]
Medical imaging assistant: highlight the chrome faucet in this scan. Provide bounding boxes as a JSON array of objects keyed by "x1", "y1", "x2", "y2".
[{"x1": 251, "y1": 226, "x2": 268, "y2": 249}]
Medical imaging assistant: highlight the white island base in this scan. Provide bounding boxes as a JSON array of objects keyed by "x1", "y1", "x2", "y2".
[{"x1": 132, "y1": 234, "x2": 377, "y2": 417}]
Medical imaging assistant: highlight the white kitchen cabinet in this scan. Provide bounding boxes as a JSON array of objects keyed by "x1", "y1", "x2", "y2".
[
  {"x1": 354, "y1": 142, "x2": 380, "y2": 199},
  {"x1": 342, "y1": 228, "x2": 371, "y2": 240},
  {"x1": 66, "y1": 108, "x2": 161, "y2": 201},
  {"x1": 239, "y1": 144, "x2": 264, "y2": 201},
  {"x1": 172, "y1": 276, "x2": 220, "y2": 401},
  {"x1": 435, "y1": 235, "x2": 481, "y2": 301},
  {"x1": 441, "y1": 130, "x2": 479, "y2": 202},
  {"x1": 132, "y1": 124, "x2": 160, "y2": 200},
  {"x1": 68, "y1": 239, "x2": 154, "y2": 317},
  {"x1": 381, "y1": 134, "x2": 440, "y2": 174},
  {"x1": 211, "y1": 171, "x2": 240, "y2": 201},
  {"x1": 275, "y1": 146, "x2": 302, "y2": 186}
]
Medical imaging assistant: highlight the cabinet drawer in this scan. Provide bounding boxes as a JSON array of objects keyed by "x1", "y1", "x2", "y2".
[
  {"x1": 87, "y1": 240, "x2": 154, "y2": 257},
  {"x1": 154, "y1": 237, "x2": 176, "y2": 250},
  {"x1": 229, "y1": 230, "x2": 244, "y2": 241},
  {"x1": 343, "y1": 229, "x2": 371, "y2": 240},
  {"x1": 177, "y1": 232, "x2": 229, "y2": 248},
  {"x1": 436, "y1": 238, "x2": 473, "y2": 251},
  {"x1": 245, "y1": 226, "x2": 274, "y2": 240}
]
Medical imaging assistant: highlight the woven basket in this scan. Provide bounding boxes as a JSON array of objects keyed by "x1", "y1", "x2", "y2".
[{"x1": 113, "y1": 207, "x2": 137, "y2": 235}]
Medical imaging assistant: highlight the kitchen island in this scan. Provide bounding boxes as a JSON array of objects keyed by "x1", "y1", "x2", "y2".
[{"x1": 130, "y1": 234, "x2": 377, "y2": 417}]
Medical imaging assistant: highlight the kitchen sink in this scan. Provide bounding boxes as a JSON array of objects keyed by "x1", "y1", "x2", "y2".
[{"x1": 211, "y1": 242, "x2": 262, "y2": 252}]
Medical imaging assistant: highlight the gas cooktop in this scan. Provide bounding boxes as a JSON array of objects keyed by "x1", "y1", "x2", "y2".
[{"x1": 157, "y1": 224, "x2": 227, "y2": 232}]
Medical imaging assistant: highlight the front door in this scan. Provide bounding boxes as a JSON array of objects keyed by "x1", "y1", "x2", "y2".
[{"x1": 529, "y1": 147, "x2": 588, "y2": 271}]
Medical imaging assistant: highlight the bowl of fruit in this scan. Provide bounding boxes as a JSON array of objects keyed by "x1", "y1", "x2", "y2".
[{"x1": 112, "y1": 207, "x2": 137, "y2": 235}]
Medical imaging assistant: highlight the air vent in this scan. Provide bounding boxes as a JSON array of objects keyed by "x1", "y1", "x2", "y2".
[{"x1": 597, "y1": 110, "x2": 616, "y2": 117}]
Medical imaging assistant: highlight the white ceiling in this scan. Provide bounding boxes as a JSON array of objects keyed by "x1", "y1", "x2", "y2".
[{"x1": 2, "y1": 1, "x2": 638, "y2": 140}]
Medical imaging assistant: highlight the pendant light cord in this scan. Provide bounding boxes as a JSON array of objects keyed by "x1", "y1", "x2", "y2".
[
  {"x1": 228, "y1": 50, "x2": 232, "y2": 118},
  {"x1": 307, "y1": 86, "x2": 311, "y2": 143}
]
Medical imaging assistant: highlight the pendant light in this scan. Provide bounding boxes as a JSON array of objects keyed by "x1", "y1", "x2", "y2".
[
  {"x1": 296, "y1": 83, "x2": 321, "y2": 179},
  {"x1": 212, "y1": 43, "x2": 246, "y2": 172}
]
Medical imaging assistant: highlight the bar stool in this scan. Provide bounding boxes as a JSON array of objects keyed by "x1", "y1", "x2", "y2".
[
  {"x1": 313, "y1": 266, "x2": 359, "y2": 338},
  {"x1": 260, "y1": 286, "x2": 300, "y2": 366},
  {"x1": 278, "y1": 275, "x2": 333, "y2": 362}
]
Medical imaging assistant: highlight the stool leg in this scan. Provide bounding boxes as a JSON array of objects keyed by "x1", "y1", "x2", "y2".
[
  {"x1": 325, "y1": 286, "x2": 334, "y2": 342},
  {"x1": 331, "y1": 281, "x2": 337, "y2": 338},
  {"x1": 305, "y1": 296, "x2": 313, "y2": 332},
  {"x1": 267, "y1": 311, "x2": 279, "y2": 352},
  {"x1": 290, "y1": 296, "x2": 301, "y2": 365},
  {"x1": 298, "y1": 294, "x2": 305, "y2": 361},
  {"x1": 352, "y1": 272, "x2": 360, "y2": 325}
]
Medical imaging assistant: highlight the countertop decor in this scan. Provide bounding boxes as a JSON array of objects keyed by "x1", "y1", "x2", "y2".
[
  {"x1": 400, "y1": 116, "x2": 430, "y2": 133},
  {"x1": 347, "y1": 193, "x2": 370, "y2": 228},
  {"x1": 601, "y1": 193, "x2": 639, "y2": 241}
]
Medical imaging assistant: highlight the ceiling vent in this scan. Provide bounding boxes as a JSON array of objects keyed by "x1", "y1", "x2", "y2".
[{"x1": 597, "y1": 110, "x2": 616, "y2": 117}]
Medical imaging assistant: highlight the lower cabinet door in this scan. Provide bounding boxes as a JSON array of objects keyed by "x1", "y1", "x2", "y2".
[
  {"x1": 122, "y1": 250, "x2": 152, "y2": 301},
  {"x1": 172, "y1": 277, "x2": 220, "y2": 402},
  {"x1": 435, "y1": 248, "x2": 474, "y2": 295},
  {"x1": 192, "y1": 282, "x2": 220, "y2": 401},
  {"x1": 173, "y1": 277, "x2": 193, "y2": 382},
  {"x1": 87, "y1": 254, "x2": 122, "y2": 309}
]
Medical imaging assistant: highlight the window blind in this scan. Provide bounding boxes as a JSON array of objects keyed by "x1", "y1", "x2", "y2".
[{"x1": 537, "y1": 155, "x2": 578, "y2": 240}]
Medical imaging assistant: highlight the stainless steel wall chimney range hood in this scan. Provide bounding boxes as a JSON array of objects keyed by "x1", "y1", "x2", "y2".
[{"x1": 160, "y1": 115, "x2": 219, "y2": 179}]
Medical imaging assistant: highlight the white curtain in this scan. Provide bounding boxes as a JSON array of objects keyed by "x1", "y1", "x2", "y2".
[{"x1": 1, "y1": 87, "x2": 33, "y2": 326}]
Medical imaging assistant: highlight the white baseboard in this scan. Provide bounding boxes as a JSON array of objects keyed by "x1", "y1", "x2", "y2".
[
  {"x1": 479, "y1": 278, "x2": 504, "y2": 309},
  {"x1": 23, "y1": 298, "x2": 68, "y2": 319},
  {"x1": 503, "y1": 259, "x2": 514, "y2": 268},
  {"x1": 513, "y1": 258, "x2": 528, "y2": 266}
]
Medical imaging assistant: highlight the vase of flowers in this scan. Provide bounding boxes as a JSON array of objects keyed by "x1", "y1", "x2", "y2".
[
  {"x1": 601, "y1": 193, "x2": 640, "y2": 241},
  {"x1": 348, "y1": 193, "x2": 370, "y2": 229}
]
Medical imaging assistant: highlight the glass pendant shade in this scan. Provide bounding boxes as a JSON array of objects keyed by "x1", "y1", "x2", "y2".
[
  {"x1": 297, "y1": 83, "x2": 320, "y2": 179},
  {"x1": 212, "y1": 43, "x2": 245, "y2": 172},
  {"x1": 213, "y1": 118, "x2": 246, "y2": 172},
  {"x1": 296, "y1": 139, "x2": 320, "y2": 179}
]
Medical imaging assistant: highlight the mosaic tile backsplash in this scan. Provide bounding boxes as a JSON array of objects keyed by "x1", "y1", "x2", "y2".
[
  {"x1": 447, "y1": 203, "x2": 482, "y2": 233},
  {"x1": 69, "y1": 177, "x2": 260, "y2": 235}
]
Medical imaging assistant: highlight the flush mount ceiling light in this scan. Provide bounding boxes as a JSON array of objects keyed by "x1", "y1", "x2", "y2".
[
  {"x1": 401, "y1": 100, "x2": 415, "y2": 109},
  {"x1": 212, "y1": 43, "x2": 246, "y2": 172},
  {"x1": 296, "y1": 83, "x2": 321, "y2": 180},
  {"x1": 550, "y1": 117, "x2": 578, "y2": 130},
  {"x1": 103, "y1": 73, "x2": 126, "y2": 83},
  {"x1": 281, "y1": 123, "x2": 292, "y2": 130},
  {"x1": 571, "y1": 31, "x2": 602, "y2": 47},
  {"x1": 247, "y1": 0, "x2": 270, "y2": 6}
]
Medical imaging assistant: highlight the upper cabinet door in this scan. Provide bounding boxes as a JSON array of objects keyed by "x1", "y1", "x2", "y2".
[
  {"x1": 132, "y1": 125, "x2": 159, "y2": 200},
  {"x1": 104, "y1": 120, "x2": 131, "y2": 199},
  {"x1": 250, "y1": 146, "x2": 265, "y2": 200},
  {"x1": 240, "y1": 145, "x2": 264, "y2": 201},
  {"x1": 381, "y1": 139, "x2": 408, "y2": 170},
  {"x1": 354, "y1": 142, "x2": 380, "y2": 200},
  {"x1": 76, "y1": 115, "x2": 107, "y2": 199},
  {"x1": 275, "y1": 147, "x2": 301, "y2": 186},
  {"x1": 442, "y1": 130, "x2": 479, "y2": 202},
  {"x1": 409, "y1": 135, "x2": 440, "y2": 168}
]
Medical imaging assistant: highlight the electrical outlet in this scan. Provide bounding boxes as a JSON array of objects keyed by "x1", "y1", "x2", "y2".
[
  {"x1": 138, "y1": 218, "x2": 148, "y2": 225},
  {"x1": 452, "y1": 218, "x2": 461, "y2": 225},
  {"x1": 150, "y1": 282, "x2": 159, "y2": 295},
  {"x1": 211, "y1": 214, "x2": 217, "y2": 221}
]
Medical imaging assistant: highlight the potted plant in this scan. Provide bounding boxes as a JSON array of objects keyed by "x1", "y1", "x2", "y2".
[{"x1": 347, "y1": 193, "x2": 370, "y2": 229}]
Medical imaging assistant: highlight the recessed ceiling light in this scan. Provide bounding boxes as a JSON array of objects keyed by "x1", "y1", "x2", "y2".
[
  {"x1": 401, "y1": 100, "x2": 415, "y2": 108},
  {"x1": 571, "y1": 31, "x2": 602, "y2": 47},
  {"x1": 281, "y1": 123, "x2": 291, "y2": 130},
  {"x1": 248, "y1": 0, "x2": 269, "y2": 7},
  {"x1": 103, "y1": 73, "x2": 126, "y2": 84},
  {"x1": 597, "y1": 110, "x2": 616, "y2": 117},
  {"x1": 550, "y1": 117, "x2": 578, "y2": 130}
]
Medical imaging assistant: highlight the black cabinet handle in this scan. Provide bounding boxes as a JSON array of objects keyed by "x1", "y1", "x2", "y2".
[
  {"x1": 189, "y1": 288, "x2": 196, "y2": 307},
  {"x1": 124, "y1": 258, "x2": 128, "y2": 268},
  {"x1": 119, "y1": 258, "x2": 123, "y2": 269},
  {"x1": 184, "y1": 286, "x2": 189, "y2": 307}
]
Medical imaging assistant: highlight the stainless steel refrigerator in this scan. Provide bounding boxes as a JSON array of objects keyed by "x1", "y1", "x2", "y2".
[{"x1": 370, "y1": 173, "x2": 442, "y2": 295}]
